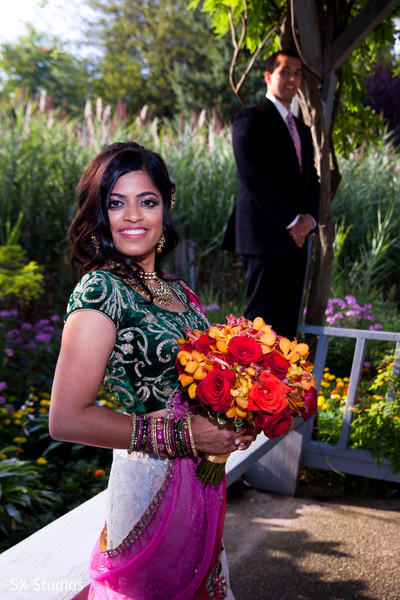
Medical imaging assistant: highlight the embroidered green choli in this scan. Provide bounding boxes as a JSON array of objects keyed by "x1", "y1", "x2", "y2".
[{"x1": 65, "y1": 270, "x2": 208, "y2": 414}]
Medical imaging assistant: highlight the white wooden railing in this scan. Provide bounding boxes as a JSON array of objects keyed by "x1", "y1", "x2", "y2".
[{"x1": 296, "y1": 325, "x2": 400, "y2": 482}]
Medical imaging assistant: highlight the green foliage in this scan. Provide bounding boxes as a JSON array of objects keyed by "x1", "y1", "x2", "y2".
[
  {"x1": 0, "y1": 26, "x2": 93, "y2": 115},
  {"x1": 0, "y1": 245, "x2": 43, "y2": 308},
  {"x1": 190, "y1": 0, "x2": 284, "y2": 53},
  {"x1": 331, "y1": 139, "x2": 400, "y2": 303},
  {"x1": 317, "y1": 357, "x2": 400, "y2": 473},
  {"x1": 0, "y1": 303, "x2": 114, "y2": 548},
  {"x1": 86, "y1": 0, "x2": 239, "y2": 118},
  {"x1": 0, "y1": 455, "x2": 58, "y2": 536},
  {"x1": 161, "y1": 118, "x2": 243, "y2": 304}
]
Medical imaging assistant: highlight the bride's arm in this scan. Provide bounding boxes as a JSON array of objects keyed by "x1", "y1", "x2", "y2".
[
  {"x1": 49, "y1": 309, "x2": 253, "y2": 454},
  {"x1": 49, "y1": 310, "x2": 133, "y2": 449}
]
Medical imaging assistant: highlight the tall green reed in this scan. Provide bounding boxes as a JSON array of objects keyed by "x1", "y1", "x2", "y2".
[{"x1": 332, "y1": 138, "x2": 400, "y2": 305}]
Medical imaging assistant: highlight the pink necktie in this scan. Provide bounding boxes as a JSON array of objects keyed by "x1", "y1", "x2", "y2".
[{"x1": 287, "y1": 110, "x2": 302, "y2": 171}]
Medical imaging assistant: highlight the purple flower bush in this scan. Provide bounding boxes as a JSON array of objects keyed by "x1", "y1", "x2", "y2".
[
  {"x1": 325, "y1": 295, "x2": 383, "y2": 330},
  {"x1": 0, "y1": 301, "x2": 62, "y2": 434}
]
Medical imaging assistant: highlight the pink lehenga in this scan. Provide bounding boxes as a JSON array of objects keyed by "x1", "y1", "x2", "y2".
[{"x1": 87, "y1": 392, "x2": 230, "y2": 600}]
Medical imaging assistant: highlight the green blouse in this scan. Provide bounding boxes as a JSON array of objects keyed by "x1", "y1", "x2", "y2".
[{"x1": 65, "y1": 270, "x2": 208, "y2": 414}]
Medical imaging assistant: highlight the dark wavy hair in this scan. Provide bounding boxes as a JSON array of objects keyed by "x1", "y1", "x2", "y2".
[{"x1": 69, "y1": 141, "x2": 179, "y2": 290}]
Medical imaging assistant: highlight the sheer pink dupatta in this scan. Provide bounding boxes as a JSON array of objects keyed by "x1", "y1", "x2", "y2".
[{"x1": 88, "y1": 282, "x2": 227, "y2": 600}]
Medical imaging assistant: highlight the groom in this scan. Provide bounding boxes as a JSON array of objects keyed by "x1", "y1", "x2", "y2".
[{"x1": 222, "y1": 49, "x2": 320, "y2": 339}]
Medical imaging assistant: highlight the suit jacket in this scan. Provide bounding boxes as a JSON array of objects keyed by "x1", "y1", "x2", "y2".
[{"x1": 223, "y1": 98, "x2": 320, "y2": 257}]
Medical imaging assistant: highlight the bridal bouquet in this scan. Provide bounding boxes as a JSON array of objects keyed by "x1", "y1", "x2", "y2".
[{"x1": 176, "y1": 315, "x2": 317, "y2": 485}]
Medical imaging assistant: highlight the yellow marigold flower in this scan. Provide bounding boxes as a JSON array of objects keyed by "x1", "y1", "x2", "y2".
[
  {"x1": 323, "y1": 373, "x2": 331, "y2": 380},
  {"x1": 41, "y1": 392, "x2": 50, "y2": 399},
  {"x1": 343, "y1": 377, "x2": 350, "y2": 382},
  {"x1": 0, "y1": 453, "x2": 7, "y2": 460},
  {"x1": 26, "y1": 407, "x2": 35, "y2": 413},
  {"x1": 4, "y1": 419, "x2": 10, "y2": 425},
  {"x1": 317, "y1": 395, "x2": 326, "y2": 407},
  {"x1": 40, "y1": 399, "x2": 50, "y2": 407},
  {"x1": 94, "y1": 469, "x2": 106, "y2": 478},
  {"x1": 37, "y1": 457, "x2": 47, "y2": 466},
  {"x1": 331, "y1": 394, "x2": 341, "y2": 400},
  {"x1": 328, "y1": 374, "x2": 335, "y2": 381},
  {"x1": 324, "y1": 367, "x2": 330, "y2": 372},
  {"x1": 320, "y1": 381, "x2": 330, "y2": 388},
  {"x1": 39, "y1": 408, "x2": 47, "y2": 414},
  {"x1": 13, "y1": 436, "x2": 27, "y2": 444},
  {"x1": 321, "y1": 403, "x2": 330, "y2": 411},
  {"x1": 13, "y1": 419, "x2": 22, "y2": 426}
]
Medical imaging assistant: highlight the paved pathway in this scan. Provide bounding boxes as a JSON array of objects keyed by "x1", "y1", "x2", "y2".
[{"x1": 223, "y1": 483, "x2": 400, "y2": 600}]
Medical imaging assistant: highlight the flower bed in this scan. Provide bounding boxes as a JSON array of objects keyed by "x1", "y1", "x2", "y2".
[
  {"x1": 316, "y1": 358, "x2": 400, "y2": 472},
  {"x1": 0, "y1": 305, "x2": 115, "y2": 550}
]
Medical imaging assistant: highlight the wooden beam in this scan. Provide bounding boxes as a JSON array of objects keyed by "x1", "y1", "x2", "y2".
[
  {"x1": 293, "y1": 0, "x2": 322, "y2": 75},
  {"x1": 331, "y1": 0, "x2": 399, "y2": 72}
]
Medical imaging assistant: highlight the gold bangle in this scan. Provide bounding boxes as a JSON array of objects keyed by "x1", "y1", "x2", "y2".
[
  {"x1": 127, "y1": 415, "x2": 137, "y2": 455},
  {"x1": 186, "y1": 414, "x2": 198, "y2": 459},
  {"x1": 151, "y1": 417, "x2": 159, "y2": 455}
]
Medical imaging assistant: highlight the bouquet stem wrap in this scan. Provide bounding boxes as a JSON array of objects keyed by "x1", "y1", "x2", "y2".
[{"x1": 196, "y1": 453, "x2": 231, "y2": 486}]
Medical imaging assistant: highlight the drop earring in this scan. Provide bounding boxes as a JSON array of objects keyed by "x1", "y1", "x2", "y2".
[
  {"x1": 91, "y1": 233, "x2": 101, "y2": 255},
  {"x1": 156, "y1": 233, "x2": 166, "y2": 254}
]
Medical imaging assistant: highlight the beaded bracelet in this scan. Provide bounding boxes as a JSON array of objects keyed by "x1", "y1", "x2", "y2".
[
  {"x1": 186, "y1": 414, "x2": 198, "y2": 459},
  {"x1": 127, "y1": 415, "x2": 138, "y2": 455},
  {"x1": 126, "y1": 414, "x2": 197, "y2": 458}
]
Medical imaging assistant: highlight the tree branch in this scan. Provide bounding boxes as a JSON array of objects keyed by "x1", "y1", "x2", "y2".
[
  {"x1": 229, "y1": 0, "x2": 278, "y2": 105},
  {"x1": 228, "y1": 2, "x2": 248, "y2": 104}
]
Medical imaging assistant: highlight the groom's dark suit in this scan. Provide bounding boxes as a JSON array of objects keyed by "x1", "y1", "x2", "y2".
[{"x1": 222, "y1": 98, "x2": 320, "y2": 338}]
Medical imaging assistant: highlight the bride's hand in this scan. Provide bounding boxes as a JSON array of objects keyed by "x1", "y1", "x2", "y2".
[{"x1": 191, "y1": 412, "x2": 255, "y2": 455}]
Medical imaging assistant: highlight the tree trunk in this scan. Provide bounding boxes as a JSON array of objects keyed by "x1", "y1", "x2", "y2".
[
  {"x1": 280, "y1": 14, "x2": 336, "y2": 333},
  {"x1": 298, "y1": 74, "x2": 335, "y2": 330}
]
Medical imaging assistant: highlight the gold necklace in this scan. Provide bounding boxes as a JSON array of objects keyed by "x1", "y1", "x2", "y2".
[
  {"x1": 106, "y1": 261, "x2": 174, "y2": 306},
  {"x1": 139, "y1": 271, "x2": 158, "y2": 280}
]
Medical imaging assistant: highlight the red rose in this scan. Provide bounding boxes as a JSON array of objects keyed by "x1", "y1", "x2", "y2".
[
  {"x1": 196, "y1": 368, "x2": 236, "y2": 412},
  {"x1": 194, "y1": 334, "x2": 213, "y2": 353},
  {"x1": 255, "y1": 408, "x2": 293, "y2": 439},
  {"x1": 228, "y1": 336, "x2": 263, "y2": 365},
  {"x1": 248, "y1": 372, "x2": 291, "y2": 414},
  {"x1": 301, "y1": 387, "x2": 318, "y2": 419},
  {"x1": 264, "y1": 351, "x2": 290, "y2": 380}
]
